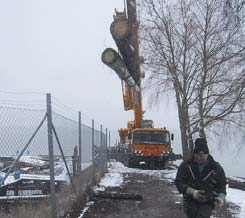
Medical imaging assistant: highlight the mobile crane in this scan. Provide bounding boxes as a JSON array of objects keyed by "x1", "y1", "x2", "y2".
[{"x1": 101, "y1": 0, "x2": 174, "y2": 168}]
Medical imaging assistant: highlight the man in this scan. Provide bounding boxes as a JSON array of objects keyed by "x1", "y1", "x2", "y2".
[{"x1": 175, "y1": 138, "x2": 227, "y2": 218}]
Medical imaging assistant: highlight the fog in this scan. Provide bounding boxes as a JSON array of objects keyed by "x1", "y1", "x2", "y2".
[{"x1": 0, "y1": 0, "x2": 244, "y2": 177}]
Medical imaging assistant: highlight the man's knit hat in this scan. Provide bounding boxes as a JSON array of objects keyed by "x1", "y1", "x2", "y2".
[{"x1": 194, "y1": 138, "x2": 209, "y2": 154}]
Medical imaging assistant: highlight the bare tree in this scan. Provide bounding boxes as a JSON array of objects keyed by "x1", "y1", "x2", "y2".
[
  {"x1": 140, "y1": 0, "x2": 245, "y2": 158},
  {"x1": 140, "y1": 0, "x2": 201, "y2": 159},
  {"x1": 189, "y1": 0, "x2": 245, "y2": 137}
]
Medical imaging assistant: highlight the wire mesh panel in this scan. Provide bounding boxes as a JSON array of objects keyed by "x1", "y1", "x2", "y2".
[
  {"x1": 92, "y1": 124, "x2": 108, "y2": 182},
  {"x1": 101, "y1": 129, "x2": 108, "y2": 173},
  {"x1": 0, "y1": 93, "x2": 110, "y2": 218},
  {"x1": 0, "y1": 107, "x2": 47, "y2": 156},
  {"x1": 52, "y1": 112, "x2": 79, "y2": 155},
  {"x1": 0, "y1": 104, "x2": 51, "y2": 203},
  {"x1": 94, "y1": 129, "x2": 101, "y2": 148},
  {"x1": 81, "y1": 124, "x2": 92, "y2": 169}
]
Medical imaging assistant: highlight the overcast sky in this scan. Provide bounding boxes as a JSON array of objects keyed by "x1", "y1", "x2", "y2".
[
  {"x1": 0, "y1": 0, "x2": 244, "y2": 177},
  {"x1": 0, "y1": 0, "x2": 179, "y2": 137}
]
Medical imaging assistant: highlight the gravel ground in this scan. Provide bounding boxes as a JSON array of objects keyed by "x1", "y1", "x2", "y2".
[{"x1": 73, "y1": 170, "x2": 235, "y2": 218}]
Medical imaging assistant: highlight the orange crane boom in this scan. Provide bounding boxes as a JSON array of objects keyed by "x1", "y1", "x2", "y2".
[{"x1": 101, "y1": 0, "x2": 174, "y2": 168}]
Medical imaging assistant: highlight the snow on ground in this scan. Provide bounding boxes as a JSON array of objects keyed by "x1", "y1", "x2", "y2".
[
  {"x1": 93, "y1": 160, "x2": 180, "y2": 194},
  {"x1": 229, "y1": 176, "x2": 245, "y2": 183},
  {"x1": 0, "y1": 172, "x2": 18, "y2": 185},
  {"x1": 95, "y1": 160, "x2": 181, "y2": 189},
  {"x1": 226, "y1": 188, "x2": 245, "y2": 218},
  {"x1": 102, "y1": 160, "x2": 180, "y2": 181},
  {"x1": 92, "y1": 160, "x2": 245, "y2": 218},
  {"x1": 0, "y1": 172, "x2": 68, "y2": 186},
  {"x1": 0, "y1": 156, "x2": 92, "y2": 186},
  {"x1": 99, "y1": 171, "x2": 124, "y2": 188},
  {"x1": 19, "y1": 155, "x2": 47, "y2": 166},
  {"x1": 77, "y1": 201, "x2": 94, "y2": 218},
  {"x1": 0, "y1": 195, "x2": 48, "y2": 200}
]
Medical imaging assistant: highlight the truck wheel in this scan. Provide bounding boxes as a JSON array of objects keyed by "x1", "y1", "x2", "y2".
[
  {"x1": 128, "y1": 160, "x2": 138, "y2": 168},
  {"x1": 159, "y1": 161, "x2": 166, "y2": 169},
  {"x1": 150, "y1": 161, "x2": 155, "y2": 169}
]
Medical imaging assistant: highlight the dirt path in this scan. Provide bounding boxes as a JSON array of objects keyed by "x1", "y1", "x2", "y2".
[{"x1": 77, "y1": 170, "x2": 235, "y2": 218}]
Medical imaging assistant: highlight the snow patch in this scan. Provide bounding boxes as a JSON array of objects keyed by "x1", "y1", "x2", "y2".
[
  {"x1": 229, "y1": 176, "x2": 245, "y2": 183},
  {"x1": 77, "y1": 201, "x2": 94, "y2": 218},
  {"x1": 19, "y1": 155, "x2": 47, "y2": 166},
  {"x1": 226, "y1": 188, "x2": 245, "y2": 218},
  {"x1": 99, "y1": 172, "x2": 124, "y2": 188},
  {"x1": 94, "y1": 162, "x2": 124, "y2": 191},
  {"x1": 93, "y1": 160, "x2": 181, "y2": 191},
  {"x1": 108, "y1": 161, "x2": 179, "y2": 181}
]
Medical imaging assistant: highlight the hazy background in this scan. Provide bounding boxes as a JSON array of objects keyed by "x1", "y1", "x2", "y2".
[{"x1": 0, "y1": 0, "x2": 244, "y2": 177}]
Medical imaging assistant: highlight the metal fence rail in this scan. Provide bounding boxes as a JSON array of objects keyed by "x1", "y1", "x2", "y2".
[{"x1": 0, "y1": 92, "x2": 109, "y2": 218}]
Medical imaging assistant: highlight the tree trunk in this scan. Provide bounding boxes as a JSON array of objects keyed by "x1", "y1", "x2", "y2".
[{"x1": 175, "y1": 90, "x2": 189, "y2": 160}]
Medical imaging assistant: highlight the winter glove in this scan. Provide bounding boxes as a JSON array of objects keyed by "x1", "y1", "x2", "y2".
[
  {"x1": 186, "y1": 187, "x2": 207, "y2": 203},
  {"x1": 214, "y1": 193, "x2": 226, "y2": 209}
]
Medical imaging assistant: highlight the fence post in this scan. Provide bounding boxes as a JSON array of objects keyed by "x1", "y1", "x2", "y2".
[
  {"x1": 78, "y1": 112, "x2": 82, "y2": 172},
  {"x1": 109, "y1": 131, "x2": 111, "y2": 164},
  {"x1": 105, "y1": 128, "x2": 108, "y2": 172},
  {"x1": 100, "y1": 125, "x2": 103, "y2": 175},
  {"x1": 46, "y1": 93, "x2": 57, "y2": 218},
  {"x1": 92, "y1": 119, "x2": 95, "y2": 184}
]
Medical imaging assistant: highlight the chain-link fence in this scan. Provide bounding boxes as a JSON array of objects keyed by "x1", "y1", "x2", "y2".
[{"x1": 0, "y1": 93, "x2": 109, "y2": 218}]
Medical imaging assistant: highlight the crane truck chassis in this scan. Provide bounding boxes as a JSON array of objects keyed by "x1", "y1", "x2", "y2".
[
  {"x1": 118, "y1": 127, "x2": 174, "y2": 168},
  {"x1": 102, "y1": 0, "x2": 174, "y2": 169}
]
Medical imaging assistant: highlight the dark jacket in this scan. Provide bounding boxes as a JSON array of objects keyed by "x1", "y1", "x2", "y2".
[{"x1": 175, "y1": 155, "x2": 227, "y2": 202}]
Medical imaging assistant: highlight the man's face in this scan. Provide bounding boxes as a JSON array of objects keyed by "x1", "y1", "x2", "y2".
[{"x1": 194, "y1": 153, "x2": 208, "y2": 165}]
